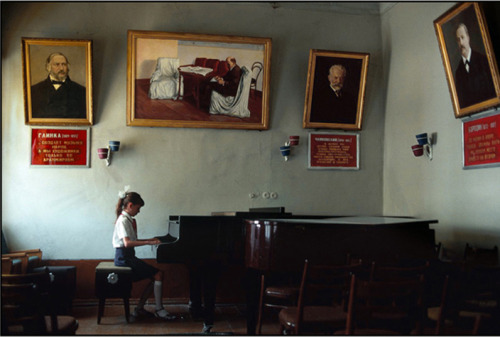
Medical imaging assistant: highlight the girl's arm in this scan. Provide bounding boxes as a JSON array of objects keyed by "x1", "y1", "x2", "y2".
[{"x1": 122, "y1": 236, "x2": 160, "y2": 248}]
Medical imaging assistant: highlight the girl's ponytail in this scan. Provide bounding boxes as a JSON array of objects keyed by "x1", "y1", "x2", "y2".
[{"x1": 115, "y1": 191, "x2": 145, "y2": 220}]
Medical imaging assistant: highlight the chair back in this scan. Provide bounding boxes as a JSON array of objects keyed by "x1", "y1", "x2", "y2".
[
  {"x1": 293, "y1": 259, "x2": 363, "y2": 334},
  {"x1": 370, "y1": 260, "x2": 430, "y2": 281},
  {"x1": 250, "y1": 61, "x2": 263, "y2": 89},
  {"x1": 153, "y1": 58, "x2": 180, "y2": 79},
  {"x1": 2, "y1": 256, "x2": 23, "y2": 274},
  {"x1": 2, "y1": 282, "x2": 48, "y2": 335},
  {"x1": 345, "y1": 274, "x2": 425, "y2": 335},
  {"x1": 464, "y1": 243, "x2": 499, "y2": 268},
  {"x1": 216, "y1": 61, "x2": 229, "y2": 77},
  {"x1": 2, "y1": 249, "x2": 42, "y2": 274},
  {"x1": 438, "y1": 266, "x2": 500, "y2": 335},
  {"x1": 205, "y1": 59, "x2": 219, "y2": 71},
  {"x1": 194, "y1": 57, "x2": 207, "y2": 67},
  {"x1": 2, "y1": 267, "x2": 58, "y2": 332}
]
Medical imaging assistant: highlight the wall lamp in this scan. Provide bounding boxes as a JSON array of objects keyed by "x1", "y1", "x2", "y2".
[
  {"x1": 280, "y1": 135, "x2": 300, "y2": 161},
  {"x1": 412, "y1": 133, "x2": 433, "y2": 160},
  {"x1": 97, "y1": 141, "x2": 120, "y2": 166}
]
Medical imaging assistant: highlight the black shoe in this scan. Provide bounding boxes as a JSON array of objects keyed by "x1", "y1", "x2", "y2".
[{"x1": 130, "y1": 307, "x2": 154, "y2": 322}]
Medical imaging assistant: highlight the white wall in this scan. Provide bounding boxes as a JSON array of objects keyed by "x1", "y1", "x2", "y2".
[
  {"x1": 381, "y1": 3, "x2": 500, "y2": 253},
  {"x1": 2, "y1": 2, "x2": 384, "y2": 259}
]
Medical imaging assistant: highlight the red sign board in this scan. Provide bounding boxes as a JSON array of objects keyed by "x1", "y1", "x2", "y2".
[
  {"x1": 309, "y1": 133, "x2": 359, "y2": 169},
  {"x1": 463, "y1": 113, "x2": 500, "y2": 169},
  {"x1": 31, "y1": 128, "x2": 89, "y2": 167}
]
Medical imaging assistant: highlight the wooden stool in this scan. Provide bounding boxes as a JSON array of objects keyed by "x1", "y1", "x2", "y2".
[{"x1": 95, "y1": 261, "x2": 132, "y2": 324}]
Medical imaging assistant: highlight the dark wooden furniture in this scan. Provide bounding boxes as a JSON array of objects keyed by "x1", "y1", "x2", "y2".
[
  {"x1": 250, "y1": 61, "x2": 263, "y2": 97},
  {"x1": 94, "y1": 262, "x2": 132, "y2": 324},
  {"x1": 156, "y1": 215, "x2": 437, "y2": 334},
  {"x1": 1, "y1": 268, "x2": 79, "y2": 335},
  {"x1": 463, "y1": 243, "x2": 499, "y2": 268},
  {"x1": 436, "y1": 266, "x2": 500, "y2": 335},
  {"x1": 343, "y1": 274, "x2": 426, "y2": 335},
  {"x1": 246, "y1": 216, "x2": 437, "y2": 272},
  {"x1": 176, "y1": 58, "x2": 229, "y2": 109},
  {"x1": 256, "y1": 272, "x2": 300, "y2": 334},
  {"x1": 278, "y1": 259, "x2": 363, "y2": 335}
]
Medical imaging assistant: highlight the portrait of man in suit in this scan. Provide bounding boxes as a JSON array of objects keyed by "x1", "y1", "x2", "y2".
[
  {"x1": 207, "y1": 56, "x2": 242, "y2": 97},
  {"x1": 309, "y1": 64, "x2": 357, "y2": 125},
  {"x1": 435, "y1": 3, "x2": 500, "y2": 118},
  {"x1": 31, "y1": 52, "x2": 87, "y2": 119},
  {"x1": 453, "y1": 23, "x2": 496, "y2": 109},
  {"x1": 303, "y1": 51, "x2": 368, "y2": 130}
]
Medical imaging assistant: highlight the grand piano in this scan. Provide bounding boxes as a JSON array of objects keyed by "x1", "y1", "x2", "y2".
[{"x1": 156, "y1": 211, "x2": 438, "y2": 334}]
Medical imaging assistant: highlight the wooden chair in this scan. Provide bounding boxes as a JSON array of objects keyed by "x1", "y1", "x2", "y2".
[
  {"x1": 257, "y1": 253, "x2": 355, "y2": 334},
  {"x1": 2, "y1": 230, "x2": 43, "y2": 274},
  {"x1": 256, "y1": 270, "x2": 301, "y2": 334},
  {"x1": 2, "y1": 256, "x2": 23, "y2": 274},
  {"x1": 2, "y1": 250, "x2": 42, "y2": 274},
  {"x1": 463, "y1": 243, "x2": 499, "y2": 268},
  {"x1": 250, "y1": 61, "x2": 263, "y2": 97},
  {"x1": 342, "y1": 274, "x2": 426, "y2": 335},
  {"x1": 278, "y1": 258, "x2": 363, "y2": 335},
  {"x1": 369, "y1": 260, "x2": 430, "y2": 281},
  {"x1": 434, "y1": 266, "x2": 500, "y2": 335},
  {"x1": 1, "y1": 267, "x2": 79, "y2": 335}
]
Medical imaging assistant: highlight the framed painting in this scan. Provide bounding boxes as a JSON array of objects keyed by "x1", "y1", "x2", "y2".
[
  {"x1": 22, "y1": 38, "x2": 93, "y2": 126},
  {"x1": 434, "y1": 2, "x2": 500, "y2": 118},
  {"x1": 126, "y1": 30, "x2": 272, "y2": 130},
  {"x1": 303, "y1": 49, "x2": 369, "y2": 131}
]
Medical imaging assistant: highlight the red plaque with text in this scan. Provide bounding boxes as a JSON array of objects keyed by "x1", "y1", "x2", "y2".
[
  {"x1": 463, "y1": 113, "x2": 500, "y2": 169},
  {"x1": 31, "y1": 128, "x2": 90, "y2": 167},
  {"x1": 308, "y1": 133, "x2": 359, "y2": 169}
]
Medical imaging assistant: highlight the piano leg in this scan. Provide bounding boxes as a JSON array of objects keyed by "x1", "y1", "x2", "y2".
[
  {"x1": 187, "y1": 260, "x2": 221, "y2": 329},
  {"x1": 244, "y1": 268, "x2": 261, "y2": 335}
]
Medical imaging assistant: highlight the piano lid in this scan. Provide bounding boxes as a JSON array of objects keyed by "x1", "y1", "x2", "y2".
[{"x1": 247, "y1": 216, "x2": 438, "y2": 226}]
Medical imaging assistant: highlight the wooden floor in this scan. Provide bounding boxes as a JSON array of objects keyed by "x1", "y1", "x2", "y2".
[{"x1": 73, "y1": 301, "x2": 282, "y2": 335}]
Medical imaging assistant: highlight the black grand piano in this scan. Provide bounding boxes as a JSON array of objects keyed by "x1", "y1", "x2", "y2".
[{"x1": 156, "y1": 210, "x2": 438, "y2": 334}]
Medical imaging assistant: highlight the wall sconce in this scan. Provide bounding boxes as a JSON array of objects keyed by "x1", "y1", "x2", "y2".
[
  {"x1": 412, "y1": 133, "x2": 433, "y2": 160},
  {"x1": 280, "y1": 135, "x2": 300, "y2": 161},
  {"x1": 97, "y1": 141, "x2": 120, "y2": 166}
]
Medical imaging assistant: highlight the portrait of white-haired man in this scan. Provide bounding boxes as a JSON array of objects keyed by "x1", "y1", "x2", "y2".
[
  {"x1": 310, "y1": 64, "x2": 357, "y2": 124},
  {"x1": 31, "y1": 52, "x2": 86, "y2": 119},
  {"x1": 454, "y1": 22, "x2": 496, "y2": 108}
]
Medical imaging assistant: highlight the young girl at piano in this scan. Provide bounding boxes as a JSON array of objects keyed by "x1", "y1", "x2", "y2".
[{"x1": 113, "y1": 187, "x2": 175, "y2": 321}]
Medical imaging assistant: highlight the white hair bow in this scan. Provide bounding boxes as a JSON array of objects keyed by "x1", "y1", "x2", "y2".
[{"x1": 118, "y1": 185, "x2": 130, "y2": 199}]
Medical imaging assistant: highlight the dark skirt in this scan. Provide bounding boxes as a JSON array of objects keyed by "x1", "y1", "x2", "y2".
[{"x1": 114, "y1": 247, "x2": 159, "y2": 282}]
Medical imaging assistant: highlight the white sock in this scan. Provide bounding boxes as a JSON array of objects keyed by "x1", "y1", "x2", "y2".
[{"x1": 154, "y1": 280, "x2": 163, "y2": 310}]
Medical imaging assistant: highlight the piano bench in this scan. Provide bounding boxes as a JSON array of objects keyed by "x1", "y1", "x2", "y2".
[{"x1": 95, "y1": 262, "x2": 132, "y2": 324}]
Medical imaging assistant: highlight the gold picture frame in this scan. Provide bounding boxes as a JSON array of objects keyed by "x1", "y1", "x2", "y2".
[
  {"x1": 126, "y1": 30, "x2": 271, "y2": 130},
  {"x1": 434, "y1": 2, "x2": 500, "y2": 118},
  {"x1": 303, "y1": 49, "x2": 369, "y2": 130},
  {"x1": 22, "y1": 37, "x2": 93, "y2": 126}
]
